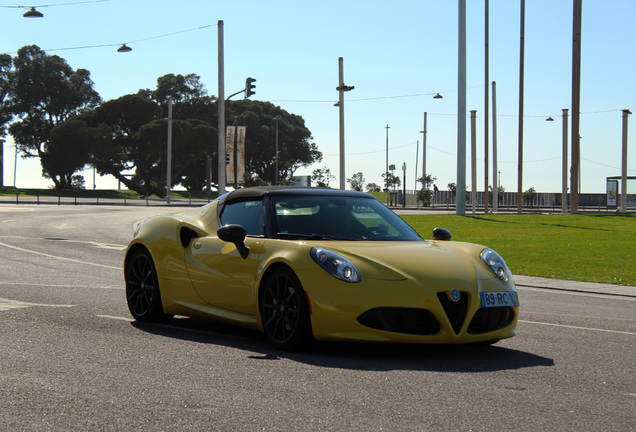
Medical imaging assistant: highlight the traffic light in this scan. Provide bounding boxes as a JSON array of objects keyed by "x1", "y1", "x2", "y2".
[{"x1": 245, "y1": 77, "x2": 256, "y2": 98}]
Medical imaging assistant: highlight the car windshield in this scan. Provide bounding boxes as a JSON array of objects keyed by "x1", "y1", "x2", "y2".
[{"x1": 271, "y1": 195, "x2": 423, "y2": 241}]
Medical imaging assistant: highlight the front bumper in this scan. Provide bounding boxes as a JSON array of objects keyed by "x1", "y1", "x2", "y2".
[{"x1": 302, "y1": 270, "x2": 518, "y2": 344}]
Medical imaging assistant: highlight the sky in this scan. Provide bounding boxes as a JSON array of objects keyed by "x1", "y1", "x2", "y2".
[{"x1": 1, "y1": 0, "x2": 635, "y2": 194}]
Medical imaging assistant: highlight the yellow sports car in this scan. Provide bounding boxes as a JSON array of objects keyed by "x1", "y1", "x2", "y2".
[{"x1": 125, "y1": 186, "x2": 518, "y2": 350}]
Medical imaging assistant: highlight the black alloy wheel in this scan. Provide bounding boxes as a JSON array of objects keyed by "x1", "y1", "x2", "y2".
[
  {"x1": 125, "y1": 248, "x2": 172, "y2": 323},
  {"x1": 260, "y1": 267, "x2": 312, "y2": 350}
]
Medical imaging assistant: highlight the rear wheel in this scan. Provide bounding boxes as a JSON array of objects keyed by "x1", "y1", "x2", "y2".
[
  {"x1": 259, "y1": 267, "x2": 312, "y2": 350},
  {"x1": 125, "y1": 248, "x2": 172, "y2": 323}
]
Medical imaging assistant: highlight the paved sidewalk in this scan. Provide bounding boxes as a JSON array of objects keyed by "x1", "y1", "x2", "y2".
[{"x1": 514, "y1": 275, "x2": 636, "y2": 298}]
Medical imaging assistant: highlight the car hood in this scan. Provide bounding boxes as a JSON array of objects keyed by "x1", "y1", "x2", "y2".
[{"x1": 321, "y1": 240, "x2": 493, "y2": 282}]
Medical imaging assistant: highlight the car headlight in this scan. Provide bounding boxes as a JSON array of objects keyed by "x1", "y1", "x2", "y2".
[
  {"x1": 311, "y1": 247, "x2": 361, "y2": 283},
  {"x1": 480, "y1": 248, "x2": 510, "y2": 282}
]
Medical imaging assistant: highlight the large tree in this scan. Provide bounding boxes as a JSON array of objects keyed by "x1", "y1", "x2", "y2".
[
  {"x1": 76, "y1": 92, "x2": 216, "y2": 196},
  {"x1": 6, "y1": 45, "x2": 101, "y2": 188},
  {"x1": 81, "y1": 94, "x2": 162, "y2": 194},
  {"x1": 131, "y1": 118, "x2": 215, "y2": 195},
  {"x1": 0, "y1": 54, "x2": 12, "y2": 136},
  {"x1": 43, "y1": 118, "x2": 96, "y2": 189}
]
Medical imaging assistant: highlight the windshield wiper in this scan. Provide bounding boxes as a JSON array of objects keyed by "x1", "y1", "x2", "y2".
[{"x1": 276, "y1": 232, "x2": 360, "y2": 241}]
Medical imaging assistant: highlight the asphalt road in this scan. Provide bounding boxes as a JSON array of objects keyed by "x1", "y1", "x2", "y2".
[{"x1": 0, "y1": 205, "x2": 634, "y2": 431}]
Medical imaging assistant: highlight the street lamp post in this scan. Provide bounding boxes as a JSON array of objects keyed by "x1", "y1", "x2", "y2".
[
  {"x1": 621, "y1": 109, "x2": 631, "y2": 213},
  {"x1": 492, "y1": 81, "x2": 498, "y2": 212},
  {"x1": 217, "y1": 20, "x2": 226, "y2": 195},
  {"x1": 385, "y1": 124, "x2": 390, "y2": 202},
  {"x1": 166, "y1": 97, "x2": 173, "y2": 204},
  {"x1": 470, "y1": 110, "x2": 477, "y2": 214},
  {"x1": 517, "y1": 0, "x2": 525, "y2": 214},
  {"x1": 420, "y1": 112, "x2": 427, "y2": 184},
  {"x1": 275, "y1": 116, "x2": 279, "y2": 185},
  {"x1": 13, "y1": 143, "x2": 18, "y2": 187},
  {"x1": 457, "y1": 0, "x2": 467, "y2": 216},
  {"x1": 336, "y1": 57, "x2": 354, "y2": 190},
  {"x1": 0, "y1": 138, "x2": 4, "y2": 187},
  {"x1": 562, "y1": 109, "x2": 569, "y2": 214}
]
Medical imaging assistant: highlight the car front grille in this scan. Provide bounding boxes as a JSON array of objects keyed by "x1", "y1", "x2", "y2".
[
  {"x1": 437, "y1": 292, "x2": 469, "y2": 334},
  {"x1": 357, "y1": 307, "x2": 441, "y2": 335},
  {"x1": 467, "y1": 307, "x2": 515, "y2": 334}
]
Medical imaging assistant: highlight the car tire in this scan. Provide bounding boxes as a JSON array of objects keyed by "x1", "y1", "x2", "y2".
[
  {"x1": 125, "y1": 248, "x2": 173, "y2": 323},
  {"x1": 259, "y1": 266, "x2": 312, "y2": 351}
]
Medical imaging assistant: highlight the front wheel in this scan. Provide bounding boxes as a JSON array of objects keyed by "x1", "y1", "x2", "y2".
[
  {"x1": 125, "y1": 248, "x2": 173, "y2": 323},
  {"x1": 259, "y1": 267, "x2": 312, "y2": 350}
]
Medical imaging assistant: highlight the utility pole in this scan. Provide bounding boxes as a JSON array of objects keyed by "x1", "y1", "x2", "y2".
[
  {"x1": 166, "y1": 97, "x2": 173, "y2": 204},
  {"x1": 517, "y1": 0, "x2": 525, "y2": 214},
  {"x1": 484, "y1": 0, "x2": 490, "y2": 213},
  {"x1": 217, "y1": 20, "x2": 226, "y2": 195},
  {"x1": 0, "y1": 138, "x2": 4, "y2": 187},
  {"x1": 457, "y1": 0, "x2": 467, "y2": 216},
  {"x1": 562, "y1": 109, "x2": 569, "y2": 214},
  {"x1": 337, "y1": 57, "x2": 354, "y2": 190},
  {"x1": 471, "y1": 110, "x2": 477, "y2": 214},
  {"x1": 571, "y1": 0, "x2": 582, "y2": 213},
  {"x1": 621, "y1": 109, "x2": 631, "y2": 213},
  {"x1": 492, "y1": 81, "x2": 498, "y2": 212},
  {"x1": 275, "y1": 117, "x2": 279, "y2": 185},
  {"x1": 385, "y1": 124, "x2": 390, "y2": 201},
  {"x1": 420, "y1": 112, "x2": 427, "y2": 183}
]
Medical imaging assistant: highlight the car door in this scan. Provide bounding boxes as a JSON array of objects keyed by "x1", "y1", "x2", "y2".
[
  {"x1": 184, "y1": 198, "x2": 266, "y2": 316},
  {"x1": 184, "y1": 236, "x2": 264, "y2": 316}
]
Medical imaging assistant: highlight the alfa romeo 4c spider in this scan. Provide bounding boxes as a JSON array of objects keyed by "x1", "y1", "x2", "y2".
[{"x1": 125, "y1": 186, "x2": 518, "y2": 350}]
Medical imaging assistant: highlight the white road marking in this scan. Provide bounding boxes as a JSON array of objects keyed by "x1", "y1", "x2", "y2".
[
  {"x1": 0, "y1": 241, "x2": 120, "y2": 270},
  {"x1": 0, "y1": 297, "x2": 74, "y2": 311},
  {"x1": 96, "y1": 314, "x2": 134, "y2": 322},
  {"x1": 518, "y1": 320, "x2": 636, "y2": 336},
  {"x1": 0, "y1": 281, "x2": 122, "y2": 290},
  {"x1": 0, "y1": 236, "x2": 126, "y2": 251}
]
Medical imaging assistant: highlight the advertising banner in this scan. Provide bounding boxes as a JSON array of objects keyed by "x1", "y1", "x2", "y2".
[
  {"x1": 607, "y1": 179, "x2": 618, "y2": 207},
  {"x1": 225, "y1": 126, "x2": 246, "y2": 185},
  {"x1": 225, "y1": 126, "x2": 235, "y2": 184},
  {"x1": 236, "y1": 126, "x2": 246, "y2": 184}
]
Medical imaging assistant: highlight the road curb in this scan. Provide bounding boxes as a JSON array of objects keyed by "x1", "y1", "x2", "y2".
[{"x1": 514, "y1": 275, "x2": 636, "y2": 298}]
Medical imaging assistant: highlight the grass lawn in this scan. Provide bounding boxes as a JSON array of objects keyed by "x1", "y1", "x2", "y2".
[{"x1": 401, "y1": 213, "x2": 636, "y2": 286}]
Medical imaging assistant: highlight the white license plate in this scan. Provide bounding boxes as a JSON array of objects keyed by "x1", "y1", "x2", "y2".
[{"x1": 480, "y1": 291, "x2": 519, "y2": 308}]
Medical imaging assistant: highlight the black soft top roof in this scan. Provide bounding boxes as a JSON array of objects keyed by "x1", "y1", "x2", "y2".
[{"x1": 222, "y1": 186, "x2": 373, "y2": 205}]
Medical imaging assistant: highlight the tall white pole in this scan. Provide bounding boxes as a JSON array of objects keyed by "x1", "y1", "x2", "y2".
[
  {"x1": 13, "y1": 143, "x2": 17, "y2": 187},
  {"x1": 470, "y1": 110, "x2": 477, "y2": 214},
  {"x1": 621, "y1": 109, "x2": 631, "y2": 213},
  {"x1": 571, "y1": 0, "x2": 582, "y2": 213},
  {"x1": 338, "y1": 57, "x2": 345, "y2": 190},
  {"x1": 385, "y1": 124, "x2": 390, "y2": 199},
  {"x1": 492, "y1": 81, "x2": 498, "y2": 212},
  {"x1": 414, "y1": 139, "x2": 419, "y2": 198},
  {"x1": 423, "y1": 112, "x2": 427, "y2": 181},
  {"x1": 0, "y1": 138, "x2": 4, "y2": 187},
  {"x1": 457, "y1": 0, "x2": 467, "y2": 216},
  {"x1": 484, "y1": 0, "x2": 490, "y2": 213},
  {"x1": 275, "y1": 117, "x2": 279, "y2": 185},
  {"x1": 166, "y1": 96, "x2": 173, "y2": 204},
  {"x1": 562, "y1": 109, "x2": 569, "y2": 214},
  {"x1": 217, "y1": 20, "x2": 226, "y2": 195},
  {"x1": 517, "y1": 0, "x2": 525, "y2": 214}
]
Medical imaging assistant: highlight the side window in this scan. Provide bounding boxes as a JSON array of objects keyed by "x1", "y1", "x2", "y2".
[{"x1": 219, "y1": 200, "x2": 264, "y2": 236}]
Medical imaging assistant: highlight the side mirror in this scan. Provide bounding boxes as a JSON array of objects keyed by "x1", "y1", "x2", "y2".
[
  {"x1": 217, "y1": 224, "x2": 250, "y2": 259},
  {"x1": 432, "y1": 227, "x2": 452, "y2": 241}
]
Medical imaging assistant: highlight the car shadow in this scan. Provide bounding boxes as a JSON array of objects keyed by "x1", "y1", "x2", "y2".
[{"x1": 131, "y1": 317, "x2": 554, "y2": 373}]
